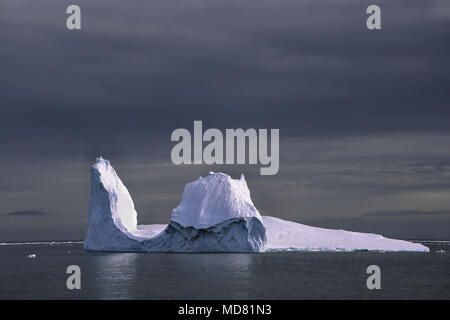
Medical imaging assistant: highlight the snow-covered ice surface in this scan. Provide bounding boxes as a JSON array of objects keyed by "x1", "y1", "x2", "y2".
[
  {"x1": 84, "y1": 158, "x2": 429, "y2": 253},
  {"x1": 133, "y1": 224, "x2": 167, "y2": 239},
  {"x1": 263, "y1": 216, "x2": 428, "y2": 252}
]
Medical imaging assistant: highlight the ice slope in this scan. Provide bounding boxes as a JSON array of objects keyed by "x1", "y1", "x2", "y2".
[
  {"x1": 263, "y1": 216, "x2": 429, "y2": 252},
  {"x1": 84, "y1": 158, "x2": 429, "y2": 253}
]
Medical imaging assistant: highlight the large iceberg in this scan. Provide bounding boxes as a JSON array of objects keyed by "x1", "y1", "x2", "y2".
[
  {"x1": 84, "y1": 158, "x2": 429, "y2": 253},
  {"x1": 84, "y1": 158, "x2": 266, "y2": 252}
]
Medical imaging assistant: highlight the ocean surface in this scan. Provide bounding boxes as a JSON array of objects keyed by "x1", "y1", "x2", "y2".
[{"x1": 0, "y1": 241, "x2": 449, "y2": 299}]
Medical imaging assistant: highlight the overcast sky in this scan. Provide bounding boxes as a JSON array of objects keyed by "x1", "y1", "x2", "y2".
[{"x1": 1, "y1": 0, "x2": 450, "y2": 241}]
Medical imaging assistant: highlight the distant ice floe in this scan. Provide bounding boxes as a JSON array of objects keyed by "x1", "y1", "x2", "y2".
[{"x1": 0, "y1": 241, "x2": 83, "y2": 246}]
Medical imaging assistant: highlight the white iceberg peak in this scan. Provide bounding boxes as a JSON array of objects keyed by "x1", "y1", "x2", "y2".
[
  {"x1": 171, "y1": 172, "x2": 261, "y2": 229},
  {"x1": 95, "y1": 156, "x2": 109, "y2": 166}
]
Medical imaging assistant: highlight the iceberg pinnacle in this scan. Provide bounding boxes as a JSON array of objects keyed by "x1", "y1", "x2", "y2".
[
  {"x1": 171, "y1": 172, "x2": 262, "y2": 229},
  {"x1": 84, "y1": 158, "x2": 429, "y2": 253},
  {"x1": 84, "y1": 157, "x2": 141, "y2": 251}
]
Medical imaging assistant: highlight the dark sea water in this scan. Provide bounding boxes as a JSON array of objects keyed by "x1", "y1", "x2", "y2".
[{"x1": 0, "y1": 241, "x2": 449, "y2": 300}]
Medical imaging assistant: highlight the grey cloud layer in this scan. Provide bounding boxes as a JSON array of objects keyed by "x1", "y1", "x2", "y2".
[{"x1": 1, "y1": 0, "x2": 449, "y2": 147}]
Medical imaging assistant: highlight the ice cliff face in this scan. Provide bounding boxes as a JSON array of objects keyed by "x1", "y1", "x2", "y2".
[
  {"x1": 141, "y1": 218, "x2": 266, "y2": 252},
  {"x1": 140, "y1": 172, "x2": 267, "y2": 252},
  {"x1": 84, "y1": 158, "x2": 266, "y2": 252},
  {"x1": 84, "y1": 158, "x2": 429, "y2": 253},
  {"x1": 84, "y1": 158, "x2": 142, "y2": 251}
]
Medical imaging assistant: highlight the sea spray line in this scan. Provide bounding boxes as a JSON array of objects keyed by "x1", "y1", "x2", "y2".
[{"x1": 0, "y1": 241, "x2": 84, "y2": 246}]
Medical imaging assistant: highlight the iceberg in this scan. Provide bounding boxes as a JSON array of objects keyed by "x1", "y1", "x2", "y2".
[
  {"x1": 84, "y1": 158, "x2": 266, "y2": 252},
  {"x1": 84, "y1": 158, "x2": 429, "y2": 253}
]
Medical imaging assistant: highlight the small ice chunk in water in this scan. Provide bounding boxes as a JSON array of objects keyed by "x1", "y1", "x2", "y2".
[{"x1": 27, "y1": 254, "x2": 36, "y2": 258}]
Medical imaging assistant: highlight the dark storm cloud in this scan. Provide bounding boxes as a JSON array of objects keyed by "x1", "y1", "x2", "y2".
[{"x1": 0, "y1": 0, "x2": 449, "y2": 152}]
